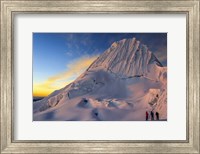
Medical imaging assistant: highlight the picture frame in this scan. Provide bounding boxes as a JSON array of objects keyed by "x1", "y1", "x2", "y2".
[{"x1": 0, "y1": 0, "x2": 199, "y2": 153}]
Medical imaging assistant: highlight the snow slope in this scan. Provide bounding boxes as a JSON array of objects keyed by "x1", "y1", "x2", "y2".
[{"x1": 33, "y1": 37, "x2": 167, "y2": 121}]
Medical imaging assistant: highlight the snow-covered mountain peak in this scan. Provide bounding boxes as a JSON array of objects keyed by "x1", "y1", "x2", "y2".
[
  {"x1": 111, "y1": 37, "x2": 137, "y2": 48},
  {"x1": 89, "y1": 37, "x2": 163, "y2": 78},
  {"x1": 111, "y1": 42, "x2": 118, "y2": 48}
]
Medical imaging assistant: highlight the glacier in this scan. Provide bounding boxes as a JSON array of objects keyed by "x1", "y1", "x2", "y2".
[{"x1": 33, "y1": 37, "x2": 167, "y2": 121}]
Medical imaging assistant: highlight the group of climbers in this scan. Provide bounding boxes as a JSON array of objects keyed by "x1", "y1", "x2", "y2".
[{"x1": 146, "y1": 110, "x2": 159, "y2": 121}]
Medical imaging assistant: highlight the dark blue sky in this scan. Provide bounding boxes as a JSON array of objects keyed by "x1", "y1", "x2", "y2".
[{"x1": 33, "y1": 33, "x2": 167, "y2": 96}]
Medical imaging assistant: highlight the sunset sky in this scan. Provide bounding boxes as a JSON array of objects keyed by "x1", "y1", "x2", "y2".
[{"x1": 33, "y1": 33, "x2": 167, "y2": 97}]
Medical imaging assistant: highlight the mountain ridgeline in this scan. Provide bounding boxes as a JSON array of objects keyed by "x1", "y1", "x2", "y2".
[{"x1": 89, "y1": 38, "x2": 163, "y2": 77}]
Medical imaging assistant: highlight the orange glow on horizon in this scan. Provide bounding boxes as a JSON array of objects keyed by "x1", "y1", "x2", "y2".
[
  {"x1": 33, "y1": 91, "x2": 52, "y2": 97},
  {"x1": 33, "y1": 55, "x2": 98, "y2": 97}
]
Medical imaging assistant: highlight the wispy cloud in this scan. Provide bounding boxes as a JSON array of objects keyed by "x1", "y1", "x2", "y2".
[
  {"x1": 65, "y1": 51, "x2": 73, "y2": 56},
  {"x1": 65, "y1": 34, "x2": 95, "y2": 57},
  {"x1": 33, "y1": 55, "x2": 98, "y2": 97}
]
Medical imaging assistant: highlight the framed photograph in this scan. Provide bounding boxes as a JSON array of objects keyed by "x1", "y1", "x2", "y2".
[{"x1": 1, "y1": 0, "x2": 199, "y2": 153}]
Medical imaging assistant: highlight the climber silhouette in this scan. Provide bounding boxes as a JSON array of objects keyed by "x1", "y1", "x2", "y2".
[
  {"x1": 156, "y1": 112, "x2": 159, "y2": 120},
  {"x1": 146, "y1": 111, "x2": 149, "y2": 121},
  {"x1": 151, "y1": 111, "x2": 154, "y2": 120}
]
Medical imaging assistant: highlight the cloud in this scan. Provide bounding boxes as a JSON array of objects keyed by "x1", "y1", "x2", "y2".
[
  {"x1": 64, "y1": 34, "x2": 95, "y2": 57},
  {"x1": 33, "y1": 55, "x2": 98, "y2": 97},
  {"x1": 65, "y1": 34, "x2": 92, "y2": 47},
  {"x1": 65, "y1": 51, "x2": 73, "y2": 56}
]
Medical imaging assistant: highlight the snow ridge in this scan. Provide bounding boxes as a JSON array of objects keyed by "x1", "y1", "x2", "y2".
[{"x1": 89, "y1": 37, "x2": 163, "y2": 79}]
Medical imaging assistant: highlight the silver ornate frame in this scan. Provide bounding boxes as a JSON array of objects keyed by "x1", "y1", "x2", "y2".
[{"x1": 0, "y1": 0, "x2": 199, "y2": 153}]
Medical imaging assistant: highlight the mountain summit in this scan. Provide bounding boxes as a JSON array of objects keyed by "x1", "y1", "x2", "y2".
[
  {"x1": 89, "y1": 38, "x2": 163, "y2": 78},
  {"x1": 33, "y1": 38, "x2": 167, "y2": 121}
]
